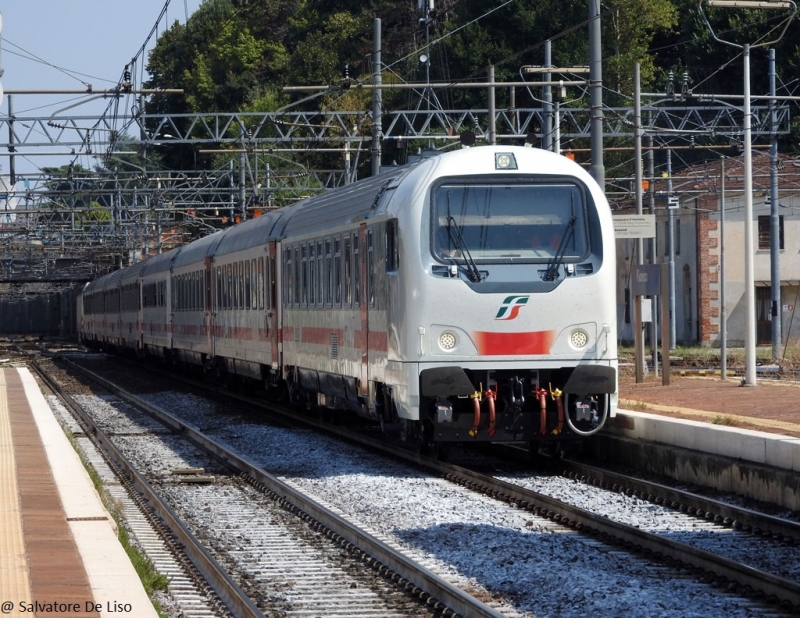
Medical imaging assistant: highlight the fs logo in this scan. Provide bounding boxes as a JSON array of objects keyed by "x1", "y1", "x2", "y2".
[{"x1": 495, "y1": 295, "x2": 530, "y2": 320}]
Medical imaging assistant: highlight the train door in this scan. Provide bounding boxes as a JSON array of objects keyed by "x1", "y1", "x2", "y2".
[
  {"x1": 268, "y1": 241, "x2": 279, "y2": 370},
  {"x1": 358, "y1": 223, "x2": 369, "y2": 398},
  {"x1": 166, "y1": 269, "x2": 174, "y2": 351},
  {"x1": 204, "y1": 256, "x2": 214, "y2": 359},
  {"x1": 137, "y1": 279, "x2": 144, "y2": 353}
]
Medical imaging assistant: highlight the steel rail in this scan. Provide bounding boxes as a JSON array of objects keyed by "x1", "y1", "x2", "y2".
[
  {"x1": 559, "y1": 458, "x2": 800, "y2": 543},
  {"x1": 63, "y1": 357, "x2": 507, "y2": 618},
  {"x1": 68, "y1": 354, "x2": 800, "y2": 613},
  {"x1": 32, "y1": 360, "x2": 265, "y2": 618}
]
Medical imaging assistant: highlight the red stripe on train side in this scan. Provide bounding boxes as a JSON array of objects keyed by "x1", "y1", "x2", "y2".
[{"x1": 472, "y1": 330, "x2": 556, "y2": 356}]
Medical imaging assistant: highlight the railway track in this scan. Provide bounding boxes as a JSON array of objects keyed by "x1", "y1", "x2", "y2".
[
  {"x1": 44, "y1": 352, "x2": 797, "y2": 616},
  {"x1": 37, "y1": 354, "x2": 510, "y2": 617}
]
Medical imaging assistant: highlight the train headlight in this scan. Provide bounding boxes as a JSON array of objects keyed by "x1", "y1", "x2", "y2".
[
  {"x1": 439, "y1": 332, "x2": 457, "y2": 350},
  {"x1": 570, "y1": 329, "x2": 589, "y2": 349},
  {"x1": 495, "y1": 152, "x2": 517, "y2": 170}
]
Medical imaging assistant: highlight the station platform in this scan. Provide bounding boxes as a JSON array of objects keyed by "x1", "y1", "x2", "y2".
[
  {"x1": 0, "y1": 367, "x2": 157, "y2": 618},
  {"x1": 618, "y1": 372, "x2": 800, "y2": 440},
  {"x1": 610, "y1": 372, "x2": 800, "y2": 510}
]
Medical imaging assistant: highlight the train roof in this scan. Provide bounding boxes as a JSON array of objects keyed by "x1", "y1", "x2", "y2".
[
  {"x1": 171, "y1": 229, "x2": 226, "y2": 267},
  {"x1": 274, "y1": 167, "x2": 410, "y2": 238},
  {"x1": 212, "y1": 208, "x2": 285, "y2": 257},
  {"x1": 118, "y1": 260, "x2": 149, "y2": 286},
  {"x1": 83, "y1": 267, "x2": 126, "y2": 293},
  {"x1": 140, "y1": 246, "x2": 180, "y2": 277}
]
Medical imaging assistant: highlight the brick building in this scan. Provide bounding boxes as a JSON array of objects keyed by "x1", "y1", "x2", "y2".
[{"x1": 617, "y1": 150, "x2": 800, "y2": 349}]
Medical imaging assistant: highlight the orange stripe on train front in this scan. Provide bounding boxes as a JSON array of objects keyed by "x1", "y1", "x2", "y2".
[{"x1": 472, "y1": 330, "x2": 556, "y2": 355}]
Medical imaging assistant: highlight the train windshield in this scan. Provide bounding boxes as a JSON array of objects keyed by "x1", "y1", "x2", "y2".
[{"x1": 432, "y1": 181, "x2": 590, "y2": 263}]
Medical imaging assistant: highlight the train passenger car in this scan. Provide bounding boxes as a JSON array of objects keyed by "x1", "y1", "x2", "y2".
[
  {"x1": 140, "y1": 250, "x2": 175, "y2": 360},
  {"x1": 80, "y1": 268, "x2": 126, "y2": 351},
  {"x1": 206, "y1": 214, "x2": 280, "y2": 382},
  {"x1": 118, "y1": 261, "x2": 148, "y2": 355},
  {"x1": 169, "y1": 232, "x2": 226, "y2": 368},
  {"x1": 78, "y1": 144, "x2": 618, "y2": 449}
]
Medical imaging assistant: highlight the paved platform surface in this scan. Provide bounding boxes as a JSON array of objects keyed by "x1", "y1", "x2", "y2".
[
  {"x1": 0, "y1": 367, "x2": 157, "y2": 618},
  {"x1": 619, "y1": 372, "x2": 800, "y2": 439}
]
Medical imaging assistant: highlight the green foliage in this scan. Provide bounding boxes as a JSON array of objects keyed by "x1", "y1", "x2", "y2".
[{"x1": 142, "y1": 0, "x2": 800, "y2": 167}]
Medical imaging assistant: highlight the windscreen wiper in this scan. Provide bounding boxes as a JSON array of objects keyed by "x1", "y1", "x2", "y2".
[
  {"x1": 446, "y1": 215, "x2": 483, "y2": 282},
  {"x1": 543, "y1": 215, "x2": 576, "y2": 282}
]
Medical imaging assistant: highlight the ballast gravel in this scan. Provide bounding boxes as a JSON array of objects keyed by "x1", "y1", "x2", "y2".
[
  {"x1": 65, "y1": 387, "x2": 784, "y2": 617},
  {"x1": 158, "y1": 391, "x2": 789, "y2": 617}
]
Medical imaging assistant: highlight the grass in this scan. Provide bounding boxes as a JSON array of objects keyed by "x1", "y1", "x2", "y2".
[
  {"x1": 619, "y1": 344, "x2": 798, "y2": 367},
  {"x1": 65, "y1": 428, "x2": 171, "y2": 616},
  {"x1": 711, "y1": 415, "x2": 734, "y2": 426}
]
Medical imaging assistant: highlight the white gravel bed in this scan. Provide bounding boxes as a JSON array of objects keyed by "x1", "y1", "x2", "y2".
[
  {"x1": 136, "y1": 391, "x2": 782, "y2": 618},
  {"x1": 495, "y1": 473, "x2": 800, "y2": 582},
  {"x1": 168, "y1": 483, "x2": 417, "y2": 616},
  {"x1": 63, "y1": 392, "x2": 432, "y2": 617}
]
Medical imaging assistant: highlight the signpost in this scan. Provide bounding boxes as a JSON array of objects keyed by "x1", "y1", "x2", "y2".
[{"x1": 615, "y1": 214, "x2": 660, "y2": 382}]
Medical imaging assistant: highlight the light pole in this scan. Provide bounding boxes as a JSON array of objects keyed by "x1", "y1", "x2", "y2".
[{"x1": 699, "y1": 0, "x2": 796, "y2": 386}]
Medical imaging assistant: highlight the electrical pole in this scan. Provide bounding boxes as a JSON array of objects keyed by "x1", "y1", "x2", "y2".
[{"x1": 588, "y1": 0, "x2": 604, "y2": 188}]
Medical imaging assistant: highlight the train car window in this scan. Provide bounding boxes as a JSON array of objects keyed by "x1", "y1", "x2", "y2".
[
  {"x1": 324, "y1": 239, "x2": 332, "y2": 306},
  {"x1": 344, "y1": 236, "x2": 352, "y2": 306},
  {"x1": 293, "y1": 245, "x2": 301, "y2": 307},
  {"x1": 244, "y1": 260, "x2": 251, "y2": 310},
  {"x1": 334, "y1": 237, "x2": 342, "y2": 306},
  {"x1": 256, "y1": 259, "x2": 264, "y2": 310},
  {"x1": 283, "y1": 248, "x2": 292, "y2": 307},
  {"x1": 353, "y1": 232, "x2": 360, "y2": 308},
  {"x1": 224, "y1": 264, "x2": 232, "y2": 310},
  {"x1": 386, "y1": 220, "x2": 399, "y2": 272},
  {"x1": 316, "y1": 241, "x2": 323, "y2": 307},
  {"x1": 214, "y1": 267, "x2": 220, "y2": 310},
  {"x1": 214, "y1": 268, "x2": 218, "y2": 310},
  {"x1": 232, "y1": 264, "x2": 237, "y2": 310},
  {"x1": 239, "y1": 261, "x2": 246, "y2": 309},
  {"x1": 250, "y1": 259, "x2": 257, "y2": 309},
  {"x1": 301, "y1": 244, "x2": 308, "y2": 307},
  {"x1": 268, "y1": 256, "x2": 276, "y2": 311},
  {"x1": 239, "y1": 262, "x2": 245, "y2": 309},
  {"x1": 367, "y1": 229, "x2": 375, "y2": 307},
  {"x1": 251, "y1": 260, "x2": 257, "y2": 309},
  {"x1": 308, "y1": 244, "x2": 316, "y2": 306},
  {"x1": 231, "y1": 262, "x2": 238, "y2": 310}
]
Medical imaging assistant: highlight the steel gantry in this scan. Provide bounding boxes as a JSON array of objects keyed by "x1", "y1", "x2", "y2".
[{"x1": 0, "y1": 97, "x2": 791, "y2": 283}]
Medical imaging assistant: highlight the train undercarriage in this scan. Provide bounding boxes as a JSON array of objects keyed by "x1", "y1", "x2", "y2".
[{"x1": 416, "y1": 365, "x2": 617, "y2": 444}]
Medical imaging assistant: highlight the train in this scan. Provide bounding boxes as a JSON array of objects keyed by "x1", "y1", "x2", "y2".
[{"x1": 78, "y1": 143, "x2": 618, "y2": 452}]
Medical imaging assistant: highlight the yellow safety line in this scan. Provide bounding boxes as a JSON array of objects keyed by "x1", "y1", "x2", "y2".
[{"x1": 0, "y1": 368, "x2": 32, "y2": 607}]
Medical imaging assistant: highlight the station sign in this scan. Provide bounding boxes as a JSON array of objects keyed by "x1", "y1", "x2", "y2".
[{"x1": 613, "y1": 214, "x2": 655, "y2": 238}]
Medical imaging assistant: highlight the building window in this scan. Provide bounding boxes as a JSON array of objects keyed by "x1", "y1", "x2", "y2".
[{"x1": 758, "y1": 215, "x2": 784, "y2": 250}]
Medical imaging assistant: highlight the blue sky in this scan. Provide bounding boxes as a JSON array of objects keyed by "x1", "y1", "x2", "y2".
[{"x1": 0, "y1": 0, "x2": 204, "y2": 174}]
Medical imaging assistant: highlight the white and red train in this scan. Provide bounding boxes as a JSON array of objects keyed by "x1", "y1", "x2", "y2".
[{"x1": 78, "y1": 144, "x2": 618, "y2": 449}]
